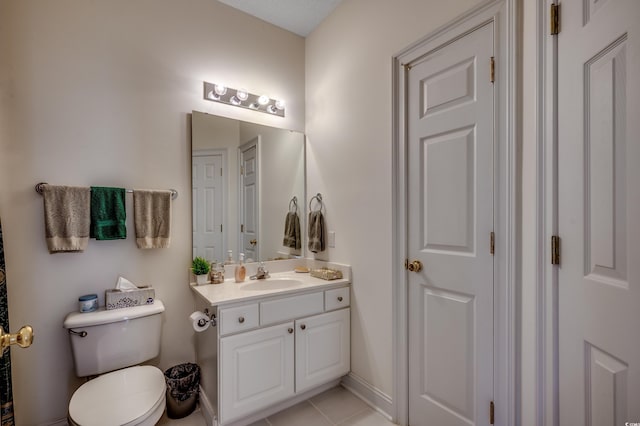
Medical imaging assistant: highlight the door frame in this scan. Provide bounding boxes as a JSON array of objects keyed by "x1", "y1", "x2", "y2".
[
  {"x1": 392, "y1": 0, "x2": 518, "y2": 424},
  {"x1": 537, "y1": 1, "x2": 558, "y2": 425}
]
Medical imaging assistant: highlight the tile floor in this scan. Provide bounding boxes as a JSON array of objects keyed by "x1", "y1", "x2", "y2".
[{"x1": 159, "y1": 385, "x2": 396, "y2": 426}]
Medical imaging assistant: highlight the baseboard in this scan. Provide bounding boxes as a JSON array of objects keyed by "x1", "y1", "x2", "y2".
[
  {"x1": 199, "y1": 384, "x2": 216, "y2": 425},
  {"x1": 341, "y1": 372, "x2": 394, "y2": 421}
]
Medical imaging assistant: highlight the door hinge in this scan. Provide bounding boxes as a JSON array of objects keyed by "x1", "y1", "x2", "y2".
[
  {"x1": 490, "y1": 232, "x2": 495, "y2": 255},
  {"x1": 490, "y1": 57, "x2": 495, "y2": 83},
  {"x1": 220, "y1": 168, "x2": 223, "y2": 176},
  {"x1": 241, "y1": 224, "x2": 244, "y2": 233},
  {"x1": 550, "y1": 3, "x2": 560, "y2": 35},
  {"x1": 240, "y1": 166, "x2": 244, "y2": 176},
  {"x1": 551, "y1": 235, "x2": 561, "y2": 265},
  {"x1": 490, "y1": 400, "x2": 495, "y2": 424},
  {"x1": 220, "y1": 224, "x2": 222, "y2": 232}
]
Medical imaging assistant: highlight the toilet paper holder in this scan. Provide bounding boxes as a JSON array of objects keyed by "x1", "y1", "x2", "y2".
[{"x1": 201, "y1": 308, "x2": 217, "y2": 328}]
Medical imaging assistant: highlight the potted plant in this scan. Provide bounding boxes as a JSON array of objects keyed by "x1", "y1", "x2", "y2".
[{"x1": 192, "y1": 257, "x2": 210, "y2": 285}]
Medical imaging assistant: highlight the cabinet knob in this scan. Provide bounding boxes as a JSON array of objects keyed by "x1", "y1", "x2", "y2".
[
  {"x1": 337, "y1": 296, "x2": 343, "y2": 302},
  {"x1": 288, "y1": 328, "x2": 293, "y2": 334},
  {"x1": 300, "y1": 324, "x2": 306, "y2": 330},
  {"x1": 238, "y1": 316, "x2": 245, "y2": 324}
]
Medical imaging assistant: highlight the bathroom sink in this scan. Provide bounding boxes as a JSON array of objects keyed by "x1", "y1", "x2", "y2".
[{"x1": 241, "y1": 278, "x2": 303, "y2": 291}]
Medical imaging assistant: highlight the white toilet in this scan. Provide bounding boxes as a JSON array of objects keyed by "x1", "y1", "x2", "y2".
[{"x1": 63, "y1": 300, "x2": 166, "y2": 426}]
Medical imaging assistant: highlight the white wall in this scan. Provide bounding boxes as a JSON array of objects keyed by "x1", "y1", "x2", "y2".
[
  {"x1": 305, "y1": 0, "x2": 485, "y2": 400},
  {"x1": 0, "y1": 1, "x2": 304, "y2": 424}
]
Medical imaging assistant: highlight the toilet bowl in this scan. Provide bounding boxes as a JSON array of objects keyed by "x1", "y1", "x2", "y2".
[
  {"x1": 63, "y1": 302, "x2": 167, "y2": 426},
  {"x1": 68, "y1": 365, "x2": 166, "y2": 426}
]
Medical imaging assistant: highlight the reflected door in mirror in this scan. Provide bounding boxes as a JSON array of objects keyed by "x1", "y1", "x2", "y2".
[
  {"x1": 193, "y1": 150, "x2": 225, "y2": 261},
  {"x1": 240, "y1": 138, "x2": 259, "y2": 262}
]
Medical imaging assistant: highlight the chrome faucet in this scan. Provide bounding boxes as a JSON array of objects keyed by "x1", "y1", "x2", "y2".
[{"x1": 250, "y1": 262, "x2": 270, "y2": 280}]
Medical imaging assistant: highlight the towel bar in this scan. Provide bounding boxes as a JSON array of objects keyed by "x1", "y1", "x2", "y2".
[{"x1": 35, "y1": 182, "x2": 178, "y2": 200}]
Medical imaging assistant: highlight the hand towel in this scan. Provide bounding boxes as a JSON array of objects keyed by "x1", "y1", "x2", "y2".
[
  {"x1": 41, "y1": 184, "x2": 91, "y2": 253},
  {"x1": 90, "y1": 187, "x2": 126, "y2": 240},
  {"x1": 283, "y1": 211, "x2": 301, "y2": 250},
  {"x1": 133, "y1": 189, "x2": 172, "y2": 249},
  {"x1": 308, "y1": 211, "x2": 326, "y2": 253}
]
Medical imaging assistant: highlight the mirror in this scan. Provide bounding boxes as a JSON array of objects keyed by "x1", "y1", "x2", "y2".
[{"x1": 191, "y1": 110, "x2": 305, "y2": 264}]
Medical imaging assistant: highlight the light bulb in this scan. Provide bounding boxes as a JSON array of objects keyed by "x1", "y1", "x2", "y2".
[
  {"x1": 267, "y1": 105, "x2": 278, "y2": 114},
  {"x1": 230, "y1": 95, "x2": 241, "y2": 105},
  {"x1": 275, "y1": 99, "x2": 285, "y2": 110},
  {"x1": 207, "y1": 90, "x2": 218, "y2": 100},
  {"x1": 236, "y1": 89, "x2": 249, "y2": 101},
  {"x1": 258, "y1": 95, "x2": 270, "y2": 105},
  {"x1": 214, "y1": 84, "x2": 227, "y2": 96}
]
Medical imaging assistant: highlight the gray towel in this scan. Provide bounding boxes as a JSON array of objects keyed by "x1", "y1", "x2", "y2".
[
  {"x1": 42, "y1": 185, "x2": 91, "y2": 253},
  {"x1": 133, "y1": 189, "x2": 172, "y2": 249},
  {"x1": 308, "y1": 211, "x2": 325, "y2": 253},
  {"x1": 283, "y1": 211, "x2": 301, "y2": 250}
]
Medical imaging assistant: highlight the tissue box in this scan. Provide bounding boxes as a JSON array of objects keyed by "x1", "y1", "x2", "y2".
[{"x1": 105, "y1": 287, "x2": 155, "y2": 310}]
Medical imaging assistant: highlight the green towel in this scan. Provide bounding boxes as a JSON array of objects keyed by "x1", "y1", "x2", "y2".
[{"x1": 90, "y1": 187, "x2": 126, "y2": 240}]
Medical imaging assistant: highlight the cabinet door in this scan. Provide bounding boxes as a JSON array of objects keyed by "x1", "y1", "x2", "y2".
[
  {"x1": 220, "y1": 322, "x2": 295, "y2": 424},
  {"x1": 295, "y1": 308, "x2": 350, "y2": 393}
]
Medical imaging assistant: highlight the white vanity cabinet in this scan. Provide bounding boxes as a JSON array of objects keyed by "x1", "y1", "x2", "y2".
[
  {"x1": 220, "y1": 322, "x2": 295, "y2": 423},
  {"x1": 295, "y1": 308, "x2": 350, "y2": 393},
  {"x1": 194, "y1": 281, "x2": 351, "y2": 426}
]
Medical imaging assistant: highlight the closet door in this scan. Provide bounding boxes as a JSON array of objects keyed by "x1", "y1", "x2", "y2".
[
  {"x1": 406, "y1": 22, "x2": 495, "y2": 426},
  {"x1": 557, "y1": 0, "x2": 640, "y2": 423}
]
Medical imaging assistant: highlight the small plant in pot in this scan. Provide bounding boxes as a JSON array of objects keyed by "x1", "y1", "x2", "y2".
[{"x1": 192, "y1": 257, "x2": 210, "y2": 285}]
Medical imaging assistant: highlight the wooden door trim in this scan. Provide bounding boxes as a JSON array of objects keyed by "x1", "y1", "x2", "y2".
[
  {"x1": 392, "y1": 0, "x2": 518, "y2": 424},
  {"x1": 537, "y1": 1, "x2": 558, "y2": 425}
]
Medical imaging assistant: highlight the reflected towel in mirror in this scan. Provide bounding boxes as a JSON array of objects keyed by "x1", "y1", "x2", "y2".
[{"x1": 283, "y1": 211, "x2": 301, "y2": 250}]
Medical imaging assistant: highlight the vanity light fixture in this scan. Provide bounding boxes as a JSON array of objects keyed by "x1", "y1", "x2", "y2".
[{"x1": 203, "y1": 81, "x2": 285, "y2": 117}]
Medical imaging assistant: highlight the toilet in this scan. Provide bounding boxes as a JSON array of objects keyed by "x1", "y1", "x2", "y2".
[{"x1": 63, "y1": 300, "x2": 166, "y2": 426}]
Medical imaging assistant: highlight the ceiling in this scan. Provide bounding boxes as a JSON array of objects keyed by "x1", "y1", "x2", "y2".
[{"x1": 218, "y1": 0, "x2": 343, "y2": 37}]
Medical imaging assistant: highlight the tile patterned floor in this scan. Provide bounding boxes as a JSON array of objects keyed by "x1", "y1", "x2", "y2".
[{"x1": 160, "y1": 385, "x2": 396, "y2": 426}]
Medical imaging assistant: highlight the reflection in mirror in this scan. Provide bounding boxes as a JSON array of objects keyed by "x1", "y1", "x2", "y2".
[{"x1": 191, "y1": 110, "x2": 305, "y2": 264}]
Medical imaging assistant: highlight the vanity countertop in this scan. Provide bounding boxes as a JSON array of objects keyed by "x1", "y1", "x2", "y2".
[{"x1": 190, "y1": 260, "x2": 351, "y2": 307}]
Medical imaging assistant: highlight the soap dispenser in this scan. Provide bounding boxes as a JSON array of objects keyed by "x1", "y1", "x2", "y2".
[{"x1": 234, "y1": 253, "x2": 246, "y2": 283}]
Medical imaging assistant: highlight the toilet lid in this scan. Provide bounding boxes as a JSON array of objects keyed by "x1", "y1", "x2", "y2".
[{"x1": 69, "y1": 365, "x2": 165, "y2": 426}]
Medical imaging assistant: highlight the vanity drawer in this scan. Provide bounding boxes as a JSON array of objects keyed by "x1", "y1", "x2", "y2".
[
  {"x1": 325, "y1": 287, "x2": 350, "y2": 311},
  {"x1": 260, "y1": 292, "x2": 324, "y2": 326},
  {"x1": 219, "y1": 304, "x2": 259, "y2": 336}
]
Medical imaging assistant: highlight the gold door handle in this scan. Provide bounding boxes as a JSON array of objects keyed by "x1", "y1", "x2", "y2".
[
  {"x1": 250, "y1": 239, "x2": 257, "y2": 246},
  {"x1": 0, "y1": 325, "x2": 34, "y2": 354},
  {"x1": 405, "y1": 259, "x2": 423, "y2": 273}
]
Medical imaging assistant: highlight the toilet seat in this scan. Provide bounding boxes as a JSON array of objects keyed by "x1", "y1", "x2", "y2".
[{"x1": 68, "y1": 365, "x2": 166, "y2": 426}]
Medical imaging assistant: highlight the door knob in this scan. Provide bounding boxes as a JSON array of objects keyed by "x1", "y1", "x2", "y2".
[
  {"x1": 249, "y1": 239, "x2": 257, "y2": 246},
  {"x1": 405, "y1": 259, "x2": 423, "y2": 273},
  {"x1": 0, "y1": 325, "x2": 34, "y2": 354}
]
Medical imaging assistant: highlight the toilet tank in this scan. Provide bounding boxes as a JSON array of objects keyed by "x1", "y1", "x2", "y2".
[{"x1": 63, "y1": 300, "x2": 165, "y2": 377}]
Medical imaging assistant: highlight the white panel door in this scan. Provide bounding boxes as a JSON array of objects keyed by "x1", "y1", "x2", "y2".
[
  {"x1": 407, "y1": 22, "x2": 494, "y2": 426},
  {"x1": 295, "y1": 308, "x2": 350, "y2": 394},
  {"x1": 219, "y1": 322, "x2": 294, "y2": 424},
  {"x1": 558, "y1": 0, "x2": 640, "y2": 423},
  {"x1": 239, "y1": 138, "x2": 259, "y2": 262},
  {"x1": 192, "y1": 152, "x2": 224, "y2": 261}
]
